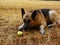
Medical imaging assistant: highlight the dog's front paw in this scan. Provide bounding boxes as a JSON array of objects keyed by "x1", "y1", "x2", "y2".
[
  {"x1": 40, "y1": 29, "x2": 45, "y2": 35},
  {"x1": 18, "y1": 26, "x2": 23, "y2": 31}
]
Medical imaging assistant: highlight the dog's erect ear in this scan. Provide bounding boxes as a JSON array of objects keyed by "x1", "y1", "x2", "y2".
[
  {"x1": 21, "y1": 8, "x2": 25, "y2": 18},
  {"x1": 31, "y1": 10, "x2": 37, "y2": 20}
]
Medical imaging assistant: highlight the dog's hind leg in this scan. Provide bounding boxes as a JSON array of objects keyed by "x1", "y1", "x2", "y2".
[
  {"x1": 53, "y1": 11, "x2": 60, "y2": 26},
  {"x1": 49, "y1": 10, "x2": 60, "y2": 26},
  {"x1": 54, "y1": 12, "x2": 60, "y2": 25},
  {"x1": 48, "y1": 23, "x2": 56, "y2": 27}
]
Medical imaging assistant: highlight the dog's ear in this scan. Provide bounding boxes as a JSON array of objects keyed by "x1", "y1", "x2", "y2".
[
  {"x1": 31, "y1": 10, "x2": 37, "y2": 20},
  {"x1": 21, "y1": 8, "x2": 25, "y2": 18}
]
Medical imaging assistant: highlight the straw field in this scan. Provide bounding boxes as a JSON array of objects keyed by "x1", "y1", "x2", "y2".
[{"x1": 0, "y1": 1, "x2": 60, "y2": 45}]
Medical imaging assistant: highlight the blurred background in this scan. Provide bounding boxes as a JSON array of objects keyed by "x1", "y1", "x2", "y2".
[
  {"x1": 0, "y1": 0, "x2": 60, "y2": 1},
  {"x1": 0, "y1": 0, "x2": 60, "y2": 45}
]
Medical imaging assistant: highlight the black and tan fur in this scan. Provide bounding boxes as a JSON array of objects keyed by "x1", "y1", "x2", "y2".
[{"x1": 18, "y1": 8, "x2": 60, "y2": 34}]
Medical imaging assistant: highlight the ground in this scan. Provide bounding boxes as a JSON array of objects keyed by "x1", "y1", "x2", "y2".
[{"x1": 0, "y1": 1, "x2": 60, "y2": 45}]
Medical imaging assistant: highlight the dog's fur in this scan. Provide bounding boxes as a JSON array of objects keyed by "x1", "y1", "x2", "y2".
[{"x1": 18, "y1": 8, "x2": 60, "y2": 34}]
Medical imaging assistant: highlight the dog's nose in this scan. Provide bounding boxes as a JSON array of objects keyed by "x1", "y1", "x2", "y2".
[{"x1": 27, "y1": 20, "x2": 31, "y2": 23}]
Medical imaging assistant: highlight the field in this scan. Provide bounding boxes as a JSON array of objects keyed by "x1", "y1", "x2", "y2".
[{"x1": 0, "y1": 1, "x2": 60, "y2": 45}]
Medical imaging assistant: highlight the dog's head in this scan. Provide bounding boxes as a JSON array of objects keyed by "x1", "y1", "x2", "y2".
[{"x1": 21, "y1": 8, "x2": 40, "y2": 26}]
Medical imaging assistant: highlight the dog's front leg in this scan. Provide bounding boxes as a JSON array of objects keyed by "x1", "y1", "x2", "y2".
[
  {"x1": 18, "y1": 23, "x2": 24, "y2": 31},
  {"x1": 40, "y1": 25, "x2": 46, "y2": 35}
]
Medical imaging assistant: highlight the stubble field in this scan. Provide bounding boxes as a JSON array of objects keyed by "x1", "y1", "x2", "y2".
[{"x1": 0, "y1": 1, "x2": 60, "y2": 45}]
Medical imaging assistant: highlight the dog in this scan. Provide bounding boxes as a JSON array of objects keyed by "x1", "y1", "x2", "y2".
[{"x1": 18, "y1": 8, "x2": 60, "y2": 34}]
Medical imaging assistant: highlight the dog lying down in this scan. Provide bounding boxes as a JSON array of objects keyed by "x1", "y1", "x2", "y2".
[{"x1": 18, "y1": 8, "x2": 60, "y2": 34}]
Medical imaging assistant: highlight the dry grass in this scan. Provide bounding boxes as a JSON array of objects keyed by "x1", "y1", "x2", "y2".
[{"x1": 0, "y1": 1, "x2": 60, "y2": 45}]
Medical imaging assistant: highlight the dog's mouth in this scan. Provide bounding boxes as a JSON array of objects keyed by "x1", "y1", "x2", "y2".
[
  {"x1": 24, "y1": 23, "x2": 30, "y2": 26},
  {"x1": 24, "y1": 23, "x2": 40, "y2": 30}
]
